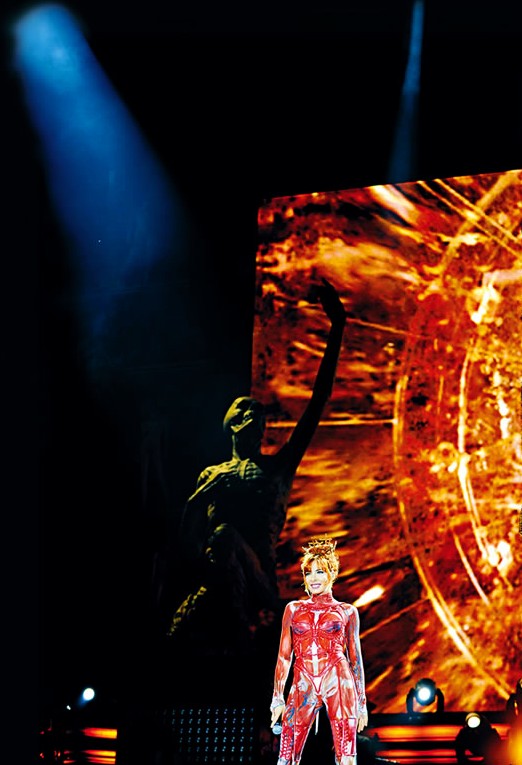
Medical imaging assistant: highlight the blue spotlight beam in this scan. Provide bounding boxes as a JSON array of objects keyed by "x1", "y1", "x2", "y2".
[
  {"x1": 387, "y1": 0, "x2": 424, "y2": 183},
  {"x1": 13, "y1": 4, "x2": 187, "y2": 340}
]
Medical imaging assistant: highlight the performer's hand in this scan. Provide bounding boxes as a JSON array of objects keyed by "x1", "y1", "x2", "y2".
[
  {"x1": 357, "y1": 710, "x2": 368, "y2": 732},
  {"x1": 315, "y1": 278, "x2": 346, "y2": 325},
  {"x1": 271, "y1": 704, "x2": 285, "y2": 727}
]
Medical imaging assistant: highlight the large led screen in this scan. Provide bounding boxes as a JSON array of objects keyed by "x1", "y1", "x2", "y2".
[{"x1": 252, "y1": 169, "x2": 522, "y2": 713}]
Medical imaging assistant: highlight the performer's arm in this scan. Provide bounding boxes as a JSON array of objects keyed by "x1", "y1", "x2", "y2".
[
  {"x1": 346, "y1": 604, "x2": 368, "y2": 727},
  {"x1": 284, "y1": 279, "x2": 346, "y2": 473},
  {"x1": 270, "y1": 602, "x2": 295, "y2": 718}
]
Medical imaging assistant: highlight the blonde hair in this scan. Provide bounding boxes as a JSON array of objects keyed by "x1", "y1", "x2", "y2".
[{"x1": 301, "y1": 537, "x2": 339, "y2": 591}]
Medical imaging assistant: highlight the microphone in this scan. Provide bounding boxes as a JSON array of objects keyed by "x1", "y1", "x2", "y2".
[{"x1": 272, "y1": 723, "x2": 283, "y2": 735}]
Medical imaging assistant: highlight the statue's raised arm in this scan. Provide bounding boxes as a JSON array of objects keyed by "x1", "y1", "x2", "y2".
[{"x1": 282, "y1": 277, "x2": 346, "y2": 474}]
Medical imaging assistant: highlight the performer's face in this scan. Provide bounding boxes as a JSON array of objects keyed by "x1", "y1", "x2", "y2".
[{"x1": 304, "y1": 559, "x2": 331, "y2": 595}]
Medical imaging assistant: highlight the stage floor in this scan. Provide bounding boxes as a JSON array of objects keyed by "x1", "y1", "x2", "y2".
[{"x1": 39, "y1": 708, "x2": 514, "y2": 765}]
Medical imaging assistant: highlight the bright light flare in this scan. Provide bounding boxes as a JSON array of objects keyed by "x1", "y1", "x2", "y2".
[
  {"x1": 81, "y1": 687, "x2": 96, "y2": 703},
  {"x1": 465, "y1": 712, "x2": 482, "y2": 729},
  {"x1": 353, "y1": 585, "x2": 385, "y2": 608}
]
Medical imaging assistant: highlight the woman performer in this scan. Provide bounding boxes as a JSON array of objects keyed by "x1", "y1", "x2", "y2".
[{"x1": 270, "y1": 537, "x2": 368, "y2": 765}]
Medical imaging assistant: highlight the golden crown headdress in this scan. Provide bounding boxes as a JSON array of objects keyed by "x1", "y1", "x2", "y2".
[{"x1": 302, "y1": 537, "x2": 337, "y2": 556}]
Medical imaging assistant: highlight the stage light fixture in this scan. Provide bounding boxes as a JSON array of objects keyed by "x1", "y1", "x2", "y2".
[
  {"x1": 454, "y1": 713, "x2": 505, "y2": 765},
  {"x1": 465, "y1": 712, "x2": 481, "y2": 729},
  {"x1": 406, "y1": 678, "x2": 444, "y2": 715},
  {"x1": 506, "y1": 677, "x2": 522, "y2": 723},
  {"x1": 77, "y1": 686, "x2": 96, "y2": 708},
  {"x1": 506, "y1": 681, "x2": 522, "y2": 765},
  {"x1": 82, "y1": 687, "x2": 95, "y2": 702}
]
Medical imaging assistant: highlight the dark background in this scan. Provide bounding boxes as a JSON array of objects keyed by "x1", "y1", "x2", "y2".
[{"x1": 3, "y1": 0, "x2": 522, "y2": 758}]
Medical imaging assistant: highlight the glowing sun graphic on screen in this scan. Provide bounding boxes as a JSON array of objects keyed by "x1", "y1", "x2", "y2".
[{"x1": 252, "y1": 169, "x2": 522, "y2": 713}]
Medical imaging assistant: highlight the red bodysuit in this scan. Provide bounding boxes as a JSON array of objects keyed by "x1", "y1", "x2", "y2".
[{"x1": 271, "y1": 592, "x2": 367, "y2": 765}]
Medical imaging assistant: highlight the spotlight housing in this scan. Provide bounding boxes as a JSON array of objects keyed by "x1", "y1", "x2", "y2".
[
  {"x1": 82, "y1": 687, "x2": 95, "y2": 703},
  {"x1": 454, "y1": 713, "x2": 505, "y2": 765},
  {"x1": 506, "y1": 677, "x2": 522, "y2": 724},
  {"x1": 465, "y1": 712, "x2": 482, "y2": 729},
  {"x1": 406, "y1": 678, "x2": 444, "y2": 715}
]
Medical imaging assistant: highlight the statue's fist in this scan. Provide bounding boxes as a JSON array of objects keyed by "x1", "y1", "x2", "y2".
[{"x1": 312, "y1": 278, "x2": 346, "y2": 323}]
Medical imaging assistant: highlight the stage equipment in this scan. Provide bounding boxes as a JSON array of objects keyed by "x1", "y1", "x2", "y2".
[
  {"x1": 79, "y1": 687, "x2": 96, "y2": 705},
  {"x1": 406, "y1": 678, "x2": 444, "y2": 715},
  {"x1": 454, "y1": 713, "x2": 506, "y2": 765},
  {"x1": 506, "y1": 680, "x2": 522, "y2": 765},
  {"x1": 162, "y1": 704, "x2": 256, "y2": 763},
  {"x1": 507, "y1": 677, "x2": 522, "y2": 722}
]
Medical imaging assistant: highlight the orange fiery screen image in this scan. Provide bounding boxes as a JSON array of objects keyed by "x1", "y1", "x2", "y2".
[{"x1": 252, "y1": 169, "x2": 522, "y2": 714}]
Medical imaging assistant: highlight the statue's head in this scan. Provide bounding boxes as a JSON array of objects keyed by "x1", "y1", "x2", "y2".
[{"x1": 223, "y1": 397, "x2": 266, "y2": 453}]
